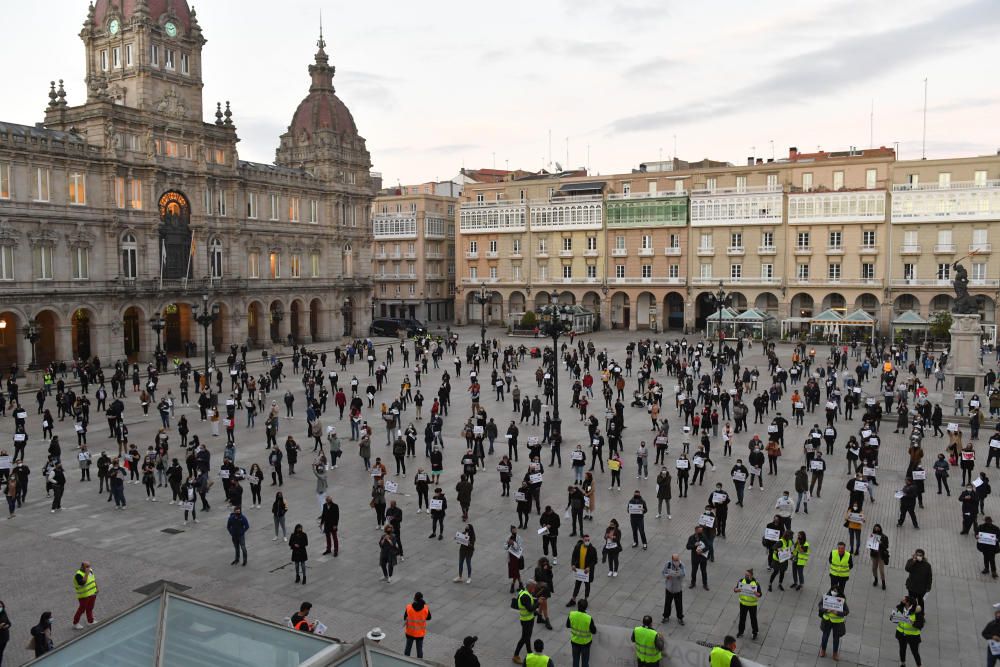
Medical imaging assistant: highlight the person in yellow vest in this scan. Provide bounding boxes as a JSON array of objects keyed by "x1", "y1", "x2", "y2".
[
  {"x1": 709, "y1": 635, "x2": 744, "y2": 667},
  {"x1": 817, "y1": 588, "x2": 849, "y2": 660},
  {"x1": 512, "y1": 580, "x2": 538, "y2": 664},
  {"x1": 565, "y1": 598, "x2": 596, "y2": 667},
  {"x1": 733, "y1": 568, "x2": 762, "y2": 640},
  {"x1": 524, "y1": 638, "x2": 553, "y2": 667},
  {"x1": 402, "y1": 591, "x2": 431, "y2": 659},
  {"x1": 790, "y1": 530, "x2": 810, "y2": 590},
  {"x1": 828, "y1": 542, "x2": 853, "y2": 597},
  {"x1": 71, "y1": 562, "x2": 98, "y2": 629},
  {"x1": 631, "y1": 615, "x2": 664, "y2": 666},
  {"x1": 893, "y1": 595, "x2": 924, "y2": 667}
]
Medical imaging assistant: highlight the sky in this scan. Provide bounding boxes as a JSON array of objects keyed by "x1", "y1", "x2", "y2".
[{"x1": 4, "y1": 0, "x2": 1000, "y2": 185}]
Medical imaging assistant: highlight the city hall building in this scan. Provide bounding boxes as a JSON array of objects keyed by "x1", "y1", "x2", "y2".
[{"x1": 0, "y1": 0, "x2": 377, "y2": 369}]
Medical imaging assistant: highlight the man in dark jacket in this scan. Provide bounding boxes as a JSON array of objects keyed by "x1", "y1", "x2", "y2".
[
  {"x1": 454, "y1": 635, "x2": 480, "y2": 667},
  {"x1": 320, "y1": 496, "x2": 340, "y2": 556},
  {"x1": 977, "y1": 516, "x2": 1000, "y2": 578},
  {"x1": 566, "y1": 536, "x2": 599, "y2": 607},
  {"x1": 227, "y1": 506, "x2": 249, "y2": 566},
  {"x1": 904, "y1": 549, "x2": 932, "y2": 610}
]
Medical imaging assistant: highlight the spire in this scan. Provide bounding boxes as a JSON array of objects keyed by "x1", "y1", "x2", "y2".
[
  {"x1": 57, "y1": 80, "x2": 68, "y2": 107},
  {"x1": 308, "y1": 26, "x2": 335, "y2": 93},
  {"x1": 48, "y1": 81, "x2": 59, "y2": 109},
  {"x1": 317, "y1": 11, "x2": 325, "y2": 52},
  {"x1": 223, "y1": 101, "x2": 233, "y2": 127},
  {"x1": 214, "y1": 102, "x2": 224, "y2": 126}
]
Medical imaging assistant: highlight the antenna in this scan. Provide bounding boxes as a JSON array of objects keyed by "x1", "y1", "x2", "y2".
[
  {"x1": 673, "y1": 134, "x2": 677, "y2": 161},
  {"x1": 565, "y1": 136, "x2": 569, "y2": 170},
  {"x1": 769, "y1": 140, "x2": 774, "y2": 160},
  {"x1": 869, "y1": 99, "x2": 874, "y2": 149},
  {"x1": 548, "y1": 130, "x2": 552, "y2": 169},
  {"x1": 586, "y1": 144, "x2": 591, "y2": 175},
  {"x1": 921, "y1": 78, "x2": 928, "y2": 160}
]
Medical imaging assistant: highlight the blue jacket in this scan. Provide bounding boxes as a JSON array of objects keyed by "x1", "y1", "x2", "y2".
[{"x1": 227, "y1": 513, "x2": 249, "y2": 538}]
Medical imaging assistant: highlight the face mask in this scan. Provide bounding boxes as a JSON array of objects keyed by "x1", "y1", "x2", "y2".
[{"x1": 583, "y1": 540, "x2": 590, "y2": 546}]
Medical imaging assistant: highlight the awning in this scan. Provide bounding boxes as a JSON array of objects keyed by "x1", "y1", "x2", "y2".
[
  {"x1": 558, "y1": 181, "x2": 606, "y2": 193},
  {"x1": 892, "y1": 310, "x2": 929, "y2": 327},
  {"x1": 810, "y1": 309, "x2": 844, "y2": 323}
]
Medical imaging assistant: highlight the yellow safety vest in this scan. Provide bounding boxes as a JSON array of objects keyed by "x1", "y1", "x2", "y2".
[
  {"x1": 771, "y1": 538, "x2": 792, "y2": 563},
  {"x1": 73, "y1": 570, "x2": 97, "y2": 599},
  {"x1": 517, "y1": 590, "x2": 535, "y2": 622},
  {"x1": 737, "y1": 578, "x2": 759, "y2": 607},
  {"x1": 633, "y1": 625, "x2": 662, "y2": 663},
  {"x1": 568, "y1": 610, "x2": 593, "y2": 645},
  {"x1": 823, "y1": 610, "x2": 845, "y2": 624},
  {"x1": 795, "y1": 541, "x2": 810, "y2": 566},
  {"x1": 709, "y1": 646, "x2": 735, "y2": 667},
  {"x1": 829, "y1": 550, "x2": 851, "y2": 578},
  {"x1": 525, "y1": 652, "x2": 550, "y2": 667},
  {"x1": 896, "y1": 611, "x2": 921, "y2": 636}
]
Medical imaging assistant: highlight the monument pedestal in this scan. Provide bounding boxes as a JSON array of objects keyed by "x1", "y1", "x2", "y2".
[{"x1": 944, "y1": 313, "x2": 983, "y2": 392}]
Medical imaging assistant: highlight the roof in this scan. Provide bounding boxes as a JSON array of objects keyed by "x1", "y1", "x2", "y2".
[
  {"x1": 239, "y1": 160, "x2": 311, "y2": 177},
  {"x1": 0, "y1": 121, "x2": 85, "y2": 143},
  {"x1": 736, "y1": 307, "x2": 775, "y2": 321},
  {"x1": 810, "y1": 309, "x2": 844, "y2": 323},
  {"x1": 94, "y1": 0, "x2": 193, "y2": 33},
  {"x1": 558, "y1": 181, "x2": 606, "y2": 193},
  {"x1": 842, "y1": 308, "x2": 876, "y2": 323},
  {"x1": 707, "y1": 307, "x2": 740, "y2": 321},
  {"x1": 893, "y1": 310, "x2": 929, "y2": 326}
]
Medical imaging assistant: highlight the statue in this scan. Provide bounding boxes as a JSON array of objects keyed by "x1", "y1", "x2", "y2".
[{"x1": 952, "y1": 260, "x2": 983, "y2": 314}]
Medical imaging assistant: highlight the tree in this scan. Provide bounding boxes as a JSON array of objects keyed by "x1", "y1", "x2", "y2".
[
  {"x1": 520, "y1": 311, "x2": 537, "y2": 328},
  {"x1": 929, "y1": 311, "x2": 953, "y2": 340}
]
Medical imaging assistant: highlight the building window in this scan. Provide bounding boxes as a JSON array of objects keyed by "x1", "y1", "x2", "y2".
[
  {"x1": 475, "y1": 193, "x2": 484, "y2": 203},
  {"x1": 121, "y1": 234, "x2": 137, "y2": 279},
  {"x1": 31, "y1": 167, "x2": 50, "y2": 202},
  {"x1": 796, "y1": 231, "x2": 810, "y2": 248},
  {"x1": 700, "y1": 263, "x2": 712, "y2": 279},
  {"x1": 0, "y1": 162, "x2": 8, "y2": 199},
  {"x1": 766, "y1": 173, "x2": 778, "y2": 190},
  {"x1": 247, "y1": 192, "x2": 258, "y2": 219},
  {"x1": 706, "y1": 177, "x2": 717, "y2": 192},
  {"x1": 668, "y1": 264, "x2": 679, "y2": 278},
  {"x1": 735, "y1": 176, "x2": 747, "y2": 193},
  {"x1": 469, "y1": 240, "x2": 478, "y2": 254},
  {"x1": 150, "y1": 44, "x2": 160, "y2": 66},
  {"x1": 762, "y1": 231, "x2": 774, "y2": 248},
  {"x1": 125, "y1": 44, "x2": 133, "y2": 67},
  {"x1": 408, "y1": 284, "x2": 416, "y2": 296},
  {"x1": 309, "y1": 252, "x2": 320, "y2": 278},
  {"x1": 862, "y1": 230, "x2": 875, "y2": 247},
  {"x1": 796, "y1": 263, "x2": 809, "y2": 280},
  {"x1": 861, "y1": 263, "x2": 875, "y2": 280},
  {"x1": 0, "y1": 246, "x2": 13, "y2": 280},
  {"x1": 72, "y1": 247, "x2": 90, "y2": 280},
  {"x1": 114, "y1": 177, "x2": 126, "y2": 208},
  {"x1": 165, "y1": 140, "x2": 179, "y2": 157},
  {"x1": 112, "y1": 47, "x2": 121, "y2": 68},
  {"x1": 586, "y1": 265, "x2": 597, "y2": 279},
  {"x1": 164, "y1": 48, "x2": 176, "y2": 70},
  {"x1": 828, "y1": 231, "x2": 842, "y2": 248},
  {"x1": 762, "y1": 263, "x2": 774, "y2": 279},
  {"x1": 938, "y1": 172, "x2": 951, "y2": 188},
  {"x1": 248, "y1": 251, "x2": 260, "y2": 279},
  {"x1": 209, "y1": 238, "x2": 223, "y2": 279},
  {"x1": 615, "y1": 264, "x2": 625, "y2": 279},
  {"x1": 519, "y1": 189, "x2": 525, "y2": 202},
  {"x1": 538, "y1": 264, "x2": 547, "y2": 280},
  {"x1": 489, "y1": 266, "x2": 497, "y2": 280},
  {"x1": 974, "y1": 170, "x2": 987, "y2": 187},
  {"x1": 309, "y1": 200, "x2": 319, "y2": 224},
  {"x1": 562, "y1": 237, "x2": 572, "y2": 251},
  {"x1": 33, "y1": 246, "x2": 53, "y2": 280},
  {"x1": 512, "y1": 264, "x2": 521, "y2": 281},
  {"x1": 538, "y1": 238, "x2": 547, "y2": 253},
  {"x1": 587, "y1": 236, "x2": 597, "y2": 251},
  {"x1": 865, "y1": 168, "x2": 877, "y2": 189},
  {"x1": 269, "y1": 194, "x2": 279, "y2": 220},
  {"x1": 937, "y1": 263, "x2": 950, "y2": 280},
  {"x1": 489, "y1": 239, "x2": 498, "y2": 253},
  {"x1": 669, "y1": 233, "x2": 680, "y2": 249},
  {"x1": 730, "y1": 264, "x2": 742, "y2": 279},
  {"x1": 269, "y1": 252, "x2": 280, "y2": 279},
  {"x1": 801, "y1": 173, "x2": 813, "y2": 191},
  {"x1": 512, "y1": 238, "x2": 521, "y2": 254},
  {"x1": 562, "y1": 265, "x2": 572, "y2": 279},
  {"x1": 641, "y1": 234, "x2": 653, "y2": 250},
  {"x1": 290, "y1": 254, "x2": 301, "y2": 278},
  {"x1": 100, "y1": 49, "x2": 109, "y2": 71},
  {"x1": 615, "y1": 235, "x2": 625, "y2": 250},
  {"x1": 828, "y1": 263, "x2": 841, "y2": 280},
  {"x1": 699, "y1": 233, "x2": 713, "y2": 249},
  {"x1": 641, "y1": 264, "x2": 652, "y2": 278},
  {"x1": 469, "y1": 266, "x2": 478, "y2": 280},
  {"x1": 288, "y1": 197, "x2": 300, "y2": 222},
  {"x1": 180, "y1": 53, "x2": 190, "y2": 75},
  {"x1": 215, "y1": 189, "x2": 227, "y2": 216},
  {"x1": 973, "y1": 262, "x2": 987, "y2": 281},
  {"x1": 833, "y1": 171, "x2": 844, "y2": 190},
  {"x1": 903, "y1": 264, "x2": 915, "y2": 280},
  {"x1": 730, "y1": 232, "x2": 742, "y2": 248}
]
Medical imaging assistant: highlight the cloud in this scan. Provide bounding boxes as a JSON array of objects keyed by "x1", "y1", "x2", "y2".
[
  {"x1": 610, "y1": 0, "x2": 1000, "y2": 134},
  {"x1": 338, "y1": 71, "x2": 399, "y2": 109},
  {"x1": 423, "y1": 144, "x2": 479, "y2": 155},
  {"x1": 623, "y1": 57, "x2": 677, "y2": 80},
  {"x1": 528, "y1": 37, "x2": 621, "y2": 60},
  {"x1": 924, "y1": 97, "x2": 1000, "y2": 113}
]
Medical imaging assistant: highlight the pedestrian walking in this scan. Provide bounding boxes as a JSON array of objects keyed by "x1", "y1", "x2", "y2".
[
  {"x1": 70, "y1": 562, "x2": 98, "y2": 629},
  {"x1": 904, "y1": 549, "x2": 932, "y2": 611},
  {"x1": 272, "y1": 491, "x2": 288, "y2": 541},
  {"x1": 289, "y1": 523, "x2": 308, "y2": 584},
  {"x1": 511, "y1": 581, "x2": 538, "y2": 664}
]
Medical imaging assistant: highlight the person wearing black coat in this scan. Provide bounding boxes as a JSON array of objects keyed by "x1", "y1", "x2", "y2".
[
  {"x1": 566, "y1": 537, "x2": 599, "y2": 607},
  {"x1": 977, "y1": 516, "x2": 1000, "y2": 578},
  {"x1": 289, "y1": 523, "x2": 309, "y2": 584},
  {"x1": 320, "y1": 496, "x2": 340, "y2": 556},
  {"x1": 454, "y1": 635, "x2": 481, "y2": 667},
  {"x1": 904, "y1": 550, "x2": 933, "y2": 611},
  {"x1": 0, "y1": 600, "x2": 10, "y2": 666},
  {"x1": 981, "y1": 607, "x2": 1000, "y2": 664},
  {"x1": 961, "y1": 485, "x2": 981, "y2": 534},
  {"x1": 29, "y1": 611, "x2": 53, "y2": 657}
]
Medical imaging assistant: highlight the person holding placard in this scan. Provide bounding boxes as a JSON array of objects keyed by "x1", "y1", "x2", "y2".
[
  {"x1": 892, "y1": 596, "x2": 924, "y2": 667},
  {"x1": 566, "y1": 535, "x2": 598, "y2": 608},
  {"x1": 733, "y1": 568, "x2": 762, "y2": 640},
  {"x1": 828, "y1": 542, "x2": 853, "y2": 597},
  {"x1": 868, "y1": 524, "x2": 888, "y2": 589},
  {"x1": 507, "y1": 527, "x2": 526, "y2": 594},
  {"x1": 453, "y1": 524, "x2": 476, "y2": 583},
  {"x1": 675, "y1": 455, "x2": 690, "y2": 498},
  {"x1": 843, "y1": 504, "x2": 864, "y2": 554},
  {"x1": 809, "y1": 452, "x2": 827, "y2": 498},
  {"x1": 977, "y1": 516, "x2": 1000, "y2": 578},
  {"x1": 655, "y1": 467, "x2": 672, "y2": 519},
  {"x1": 539, "y1": 506, "x2": 560, "y2": 564},
  {"x1": 428, "y1": 487, "x2": 447, "y2": 539},
  {"x1": 790, "y1": 531, "x2": 810, "y2": 590},
  {"x1": 817, "y1": 588, "x2": 849, "y2": 659},
  {"x1": 747, "y1": 446, "x2": 765, "y2": 491},
  {"x1": 977, "y1": 472, "x2": 993, "y2": 513},
  {"x1": 731, "y1": 459, "x2": 749, "y2": 506},
  {"x1": 896, "y1": 479, "x2": 919, "y2": 529},
  {"x1": 685, "y1": 526, "x2": 710, "y2": 590},
  {"x1": 961, "y1": 484, "x2": 980, "y2": 535},
  {"x1": 378, "y1": 525, "x2": 398, "y2": 583},
  {"x1": 627, "y1": 490, "x2": 649, "y2": 550},
  {"x1": 768, "y1": 530, "x2": 793, "y2": 591},
  {"x1": 961, "y1": 443, "x2": 977, "y2": 485},
  {"x1": 980, "y1": 605, "x2": 1000, "y2": 667},
  {"x1": 904, "y1": 549, "x2": 932, "y2": 612},
  {"x1": 602, "y1": 519, "x2": 622, "y2": 577}
]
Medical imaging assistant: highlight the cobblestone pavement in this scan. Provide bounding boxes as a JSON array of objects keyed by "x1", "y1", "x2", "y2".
[{"x1": 1, "y1": 327, "x2": 997, "y2": 666}]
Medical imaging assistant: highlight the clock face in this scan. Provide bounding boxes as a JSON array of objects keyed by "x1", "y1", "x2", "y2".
[
  {"x1": 109, "y1": 19, "x2": 120, "y2": 35},
  {"x1": 164, "y1": 21, "x2": 177, "y2": 37}
]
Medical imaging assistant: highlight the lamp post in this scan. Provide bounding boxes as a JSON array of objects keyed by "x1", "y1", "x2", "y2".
[
  {"x1": 536, "y1": 292, "x2": 573, "y2": 442},
  {"x1": 707, "y1": 280, "x2": 730, "y2": 342},
  {"x1": 476, "y1": 282, "x2": 488, "y2": 349},
  {"x1": 23, "y1": 319, "x2": 41, "y2": 371},
  {"x1": 193, "y1": 294, "x2": 219, "y2": 378},
  {"x1": 149, "y1": 312, "x2": 166, "y2": 369},
  {"x1": 341, "y1": 299, "x2": 352, "y2": 337}
]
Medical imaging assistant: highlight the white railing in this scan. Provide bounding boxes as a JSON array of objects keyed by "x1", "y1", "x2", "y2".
[
  {"x1": 890, "y1": 188, "x2": 1000, "y2": 223},
  {"x1": 726, "y1": 246, "x2": 745, "y2": 256},
  {"x1": 583, "y1": 249, "x2": 599, "y2": 257},
  {"x1": 691, "y1": 184, "x2": 782, "y2": 195},
  {"x1": 899, "y1": 244, "x2": 921, "y2": 254},
  {"x1": 485, "y1": 251, "x2": 499, "y2": 259},
  {"x1": 664, "y1": 246, "x2": 682, "y2": 256},
  {"x1": 696, "y1": 247, "x2": 715, "y2": 256},
  {"x1": 638, "y1": 247, "x2": 655, "y2": 256},
  {"x1": 558, "y1": 249, "x2": 574, "y2": 257},
  {"x1": 606, "y1": 190, "x2": 687, "y2": 200},
  {"x1": 933, "y1": 243, "x2": 956, "y2": 253},
  {"x1": 859, "y1": 245, "x2": 878, "y2": 254},
  {"x1": 465, "y1": 251, "x2": 479, "y2": 259},
  {"x1": 892, "y1": 179, "x2": 1000, "y2": 191},
  {"x1": 793, "y1": 246, "x2": 813, "y2": 254},
  {"x1": 971, "y1": 243, "x2": 993, "y2": 253},
  {"x1": 826, "y1": 246, "x2": 845, "y2": 254},
  {"x1": 611, "y1": 277, "x2": 685, "y2": 285},
  {"x1": 787, "y1": 191, "x2": 886, "y2": 223},
  {"x1": 890, "y1": 278, "x2": 952, "y2": 287},
  {"x1": 611, "y1": 248, "x2": 627, "y2": 257},
  {"x1": 972, "y1": 279, "x2": 1000, "y2": 286},
  {"x1": 758, "y1": 245, "x2": 777, "y2": 254},
  {"x1": 528, "y1": 194, "x2": 605, "y2": 205}
]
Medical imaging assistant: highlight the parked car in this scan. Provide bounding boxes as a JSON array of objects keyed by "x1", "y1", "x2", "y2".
[{"x1": 369, "y1": 318, "x2": 426, "y2": 338}]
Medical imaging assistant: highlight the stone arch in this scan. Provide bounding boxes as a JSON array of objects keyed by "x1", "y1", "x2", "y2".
[
  {"x1": 821, "y1": 292, "x2": 846, "y2": 313},
  {"x1": 893, "y1": 294, "x2": 920, "y2": 315},
  {"x1": 509, "y1": 291, "x2": 527, "y2": 318},
  {"x1": 979, "y1": 295, "x2": 996, "y2": 322},
  {"x1": 610, "y1": 291, "x2": 631, "y2": 330},
  {"x1": 309, "y1": 298, "x2": 324, "y2": 342},
  {"x1": 791, "y1": 293, "x2": 815, "y2": 319},
  {"x1": 122, "y1": 305, "x2": 146, "y2": 361},
  {"x1": 289, "y1": 299, "x2": 305, "y2": 344},
  {"x1": 855, "y1": 293, "x2": 880, "y2": 318},
  {"x1": 694, "y1": 291, "x2": 717, "y2": 329},
  {"x1": 247, "y1": 301, "x2": 265, "y2": 346},
  {"x1": 582, "y1": 291, "x2": 601, "y2": 329},
  {"x1": 930, "y1": 294, "x2": 953, "y2": 313},
  {"x1": 212, "y1": 301, "x2": 229, "y2": 352},
  {"x1": 269, "y1": 299, "x2": 286, "y2": 343},
  {"x1": 71, "y1": 307, "x2": 97, "y2": 361},
  {"x1": 755, "y1": 292, "x2": 779, "y2": 315},
  {"x1": 0, "y1": 310, "x2": 22, "y2": 369},
  {"x1": 557, "y1": 291, "x2": 576, "y2": 306},
  {"x1": 32, "y1": 309, "x2": 59, "y2": 367},
  {"x1": 160, "y1": 302, "x2": 194, "y2": 354},
  {"x1": 488, "y1": 291, "x2": 504, "y2": 325},
  {"x1": 637, "y1": 291, "x2": 657, "y2": 330},
  {"x1": 728, "y1": 291, "x2": 748, "y2": 312},
  {"x1": 342, "y1": 296, "x2": 355, "y2": 336},
  {"x1": 664, "y1": 292, "x2": 684, "y2": 330},
  {"x1": 534, "y1": 292, "x2": 552, "y2": 309}
]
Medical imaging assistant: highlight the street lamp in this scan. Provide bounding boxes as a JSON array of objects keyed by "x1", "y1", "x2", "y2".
[
  {"x1": 22, "y1": 319, "x2": 40, "y2": 371},
  {"x1": 341, "y1": 299, "x2": 352, "y2": 337},
  {"x1": 149, "y1": 311, "x2": 166, "y2": 368},
  {"x1": 193, "y1": 294, "x2": 219, "y2": 378},
  {"x1": 706, "y1": 280, "x2": 731, "y2": 342},
  {"x1": 536, "y1": 292, "x2": 573, "y2": 442},
  {"x1": 476, "y1": 282, "x2": 488, "y2": 349}
]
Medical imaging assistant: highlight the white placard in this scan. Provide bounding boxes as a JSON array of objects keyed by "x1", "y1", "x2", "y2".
[
  {"x1": 429, "y1": 499, "x2": 443, "y2": 511},
  {"x1": 793, "y1": 402, "x2": 804, "y2": 409},
  {"x1": 698, "y1": 513, "x2": 715, "y2": 528},
  {"x1": 890, "y1": 611, "x2": 910, "y2": 624},
  {"x1": 628, "y1": 503, "x2": 644, "y2": 515},
  {"x1": 912, "y1": 470, "x2": 926, "y2": 480},
  {"x1": 854, "y1": 481, "x2": 869, "y2": 493},
  {"x1": 732, "y1": 471, "x2": 747, "y2": 482},
  {"x1": 676, "y1": 459, "x2": 689, "y2": 470},
  {"x1": 738, "y1": 582, "x2": 758, "y2": 596},
  {"x1": 220, "y1": 470, "x2": 230, "y2": 479},
  {"x1": 823, "y1": 595, "x2": 845, "y2": 613},
  {"x1": 496, "y1": 465, "x2": 509, "y2": 473},
  {"x1": 867, "y1": 535, "x2": 882, "y2": 551},
  {"x1": 571, "y1": 452, "x2": 584, "y2": 461},
  {"x1": 416, "y1": 474, "x2": 429, "y2": 482},
  {"x1": 508, "y1": 545, "x2": 523, "y2": 558},
  {"x1": 712, "y1": 492, "x2": 728, "y2": 505},
  {"x1": 529, "y1": 473, "x2": 543, "y2": 484},
  {"x1": 861, "y1": 430, "x2": 872, "y2": 438},
  {"x1": 990, "y1": 640, "x2": 1000, "y2": 657},
  {"x1": 767, "y1": 425, "x2": 778, "y2": 433},
  {"x1": 605, "y1": 541, "x2": 618, "y2": 550},
  {"x1": 974, "y1": 477, "x2": 985, "y2": 488},
  {"x1": 537, "y1": 526, "x2": 549, "y2": 535},
  {"x1": 385, "y1": 481, "x2": 398, "y2": 493},
  {"x1": 473, "y1": 426, "x2": 484, "y2": 436},
  {"x1": 584, "y1": 496, "x2": 590, "y2": 508},
  {"x1": 990, "y1": 439, "x2": 1000, "y2": 450},
  {"x1": 74, "y1": 424, "x2": 84, "y2": 433},
  {"x1": 977, "y1": 532, "x2": 998, "y2": 546},
  {"x1": 863, "y1": 467, "x2": 877, "y2": 477},
  {"x1": 763, "y1": 528, "x2": 780, "y2": 541},
  {"x1": 947, "y1": 423, "x2": 960, "y2": 432},
  {"x1": 963, "y1": 451, "x2": 976, "y2": 461},
  {"x1": 574, "y1": 569, "x2": 590, "y2": 582},
  {"x1": 869, "y1": 437, "x2": 879, "y2": 447},
  {"x1": 894, "y1": 491, "x2": 905, "y2": 499},
  {"x1": 0, "y1": 456, "x2": 11, "y2": 470},
  {"x1": 15, "y1": 411, "x2": 26, "y2": 420},
  {"x1": 514, "y1": 492, "x2": 527, "y2": 502},
  {"x1": 13, "y1": 434, "x2": 26, "y2": 443},
  {"x1": 77, "y1": 452, "x2": 89, "y2": 462},
  {"x1": 848, "y1": 512, "x2": 864, "y2": 524},
  {"x1": 750, "y1": 466, "x2": 762, "y2": 476},
  {"x1": 777, "y1": 548, "x2": 792, "y2": 563},
  {"x1": 180, "y1": 501, "x2": 194, "y2": 511},
  {"x1": 693, "y1": 457, "x2": 705, "y2": 468},
  {"x1": 848, "y1": 447, "x2": 860, "y2": 457},
  {"x1": 810, "y1": 460, "x2": 824, "y2": 471},
  {"x1": 455, "y1": 531, "x2": 470, "y2": 545}
]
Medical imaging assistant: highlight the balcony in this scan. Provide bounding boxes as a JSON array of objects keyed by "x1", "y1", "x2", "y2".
[
  {"x1": 970, "y1": 243, "x2": 992, "y2": 254},
  {"x1": 611, "y1": 276, "x2": 686, "y2": 285},
  {"x1": 726, "y1": 246, "x2": 746, "y2": 256},
  {"x1": 891, "y1": 180, "x2": 1000, "y2": 223},
  {"x1": 529, "y1": 198, "x2": 603, "y2": 230},
  {"x1": 404, "y1": 252, "x2": 417, "y2": 259},
  {"x1": 465, "y1": 251, "x2": 479, "y2": 259},
  {"x1": 859, "y1": 245, "x2": 878, "y2": 255},
  {"x1": 558, "y1": 249, "x2": 574, "y2": 258},
  {"x1": 696, "y1": 246, "x2": 715, "y2": 256},
  {"x1": 825, "y1": 246, "x2": 844, "y2": 255},
  {"x1": 972, "y1": 279, "x2": 1000, "y2": 287},
  {"x1": 425, "y1": 252, "x2": 444, "y2": 259},
  {"x1": 664, "y1": 246, "x2": 682, "y2": 256},
  {"x1": 510, "y1": 251, "x2": 522, "y2": 259},
  {"x1": 459, "y1": 201, "x2": 527, "y2": 234},
  {"x1": 899, "y1": 244, "x2": 921, "y2": 255},
  {"x1": 607, "y1": 190, "x2": 688, "y2": 200},
  {"x1": 583, "y1": 249, "x2": 599, "y2": 257},
  {"x1": 691, "y1": 184, "x2": 782, "y2": 195},
  {"x1": 793, "y1": 246, "x2": 812, "y2": 255},
  {"x1": 933, "y1": 243, "x2": 956, "y2": 254},
  {"x1": 758, "y1": 245, "x2": 777, "y2": 255},
  {"x1": 810, "y1": 278, "x2": 883, "y2": 287},
  {"x1": 690, "y1": 277, "x2": 723, "y2": 285},
  {"x1": 389, "y1": 252, "x2": 402, "y2": 260},
  {"x1": 690, "y1": 189, "x2": 783, "y2": 226},
  {"x1": 787, "y1": 190, "x2": 886, "y2": 223},
  {"x1": 373, "y1": 252, "x2": 388, "y2": 261},
  {"x1": 611, "y1": 248, "x2": 627, "y2": 257},
  {"x1": 536, "y1": 249, "x2": 549, "y2": 258},
  {"x1": 638, "y1": 247, "x2": 655, "y2": 257},
  {"x1": 485, "y1": 250, "x2": 499, "y2": 259},
  {"x1": 890, "y1": 278, "x2": 953, "y2": 287}
]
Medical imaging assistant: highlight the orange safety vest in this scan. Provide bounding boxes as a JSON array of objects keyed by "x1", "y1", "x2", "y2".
[{"x1": 405, "y1": 604, "x2": 429, "y2": 638}]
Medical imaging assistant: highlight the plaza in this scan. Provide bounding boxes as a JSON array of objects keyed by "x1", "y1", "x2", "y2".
[{"x1": 2, "y1": 325, "x2": 997, "y2": 666}]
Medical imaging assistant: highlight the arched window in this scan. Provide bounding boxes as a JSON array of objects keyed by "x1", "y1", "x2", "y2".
[
  {"x1": 121, "y1": 233, "x2": 138, "y2": 279},
  {"x1": 343, "y1": 243, "x2": 353, "y2": 278},
  {"x1": 209, "y1": 237, "x2": 223, "y2": 279}
]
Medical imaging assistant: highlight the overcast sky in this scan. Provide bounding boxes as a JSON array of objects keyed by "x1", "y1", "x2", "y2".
[{"x1": 5, "y1": 0, "x2": 1000, "y2": 185}]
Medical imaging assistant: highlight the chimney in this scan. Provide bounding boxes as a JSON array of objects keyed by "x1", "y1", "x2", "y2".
[
  {"x1": 746, "y1": 157, "x2": 754, "y2": 166},
  {"x1": 766, "y1": 158, "x2": 774, "y2": 163},
  {"x1": 756, "y1": 158, "x2": 764, "y2": 165},
  {"x1": 789, "y1": 147, "x2": 798, "y2": 159}
]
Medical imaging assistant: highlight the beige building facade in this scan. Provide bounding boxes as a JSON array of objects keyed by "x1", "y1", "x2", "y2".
[
  {"x1": 371, "y1": 189, "x2": 456, "y2": 323},
  {"x1": 455, "y1": 148, "x2": 1000, "y2": 336},
  {"x1": 0, "y1": 0, "x2": 377, "y2": 369}
]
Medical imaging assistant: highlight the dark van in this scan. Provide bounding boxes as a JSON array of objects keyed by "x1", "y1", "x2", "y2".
[{"x1": 369, "y1": 318, "x2": 426, "y2": 337}]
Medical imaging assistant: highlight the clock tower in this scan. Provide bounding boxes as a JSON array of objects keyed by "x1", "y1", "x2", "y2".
[{"x1": 81, "y1": 0, "x2": 205, "y2": 119}]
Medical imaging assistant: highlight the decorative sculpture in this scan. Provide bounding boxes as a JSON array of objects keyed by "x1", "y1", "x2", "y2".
[{"x1": 951, "y1": 259, "x2": 983, "y2": 314}]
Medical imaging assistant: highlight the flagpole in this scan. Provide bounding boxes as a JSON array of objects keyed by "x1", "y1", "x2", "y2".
[
  {"x1": 184, "y1": 232, "x2": 195, "y2": 290},
  {"x1": 159, "y1": 238, "x2": 164, "y2": 290}
]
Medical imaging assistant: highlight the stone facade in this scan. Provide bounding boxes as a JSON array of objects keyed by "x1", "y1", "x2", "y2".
[{"x1": 0, "y1": 0, "x2": 376, "y2": 369}]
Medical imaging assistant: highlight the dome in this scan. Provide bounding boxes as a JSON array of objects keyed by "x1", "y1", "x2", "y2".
[
  {"x1": 93, "y1": 0, "x2": 193, "y2": 33},
  {"x1": 286, "y1": 34, "x2": 359, "y2": 140}
]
